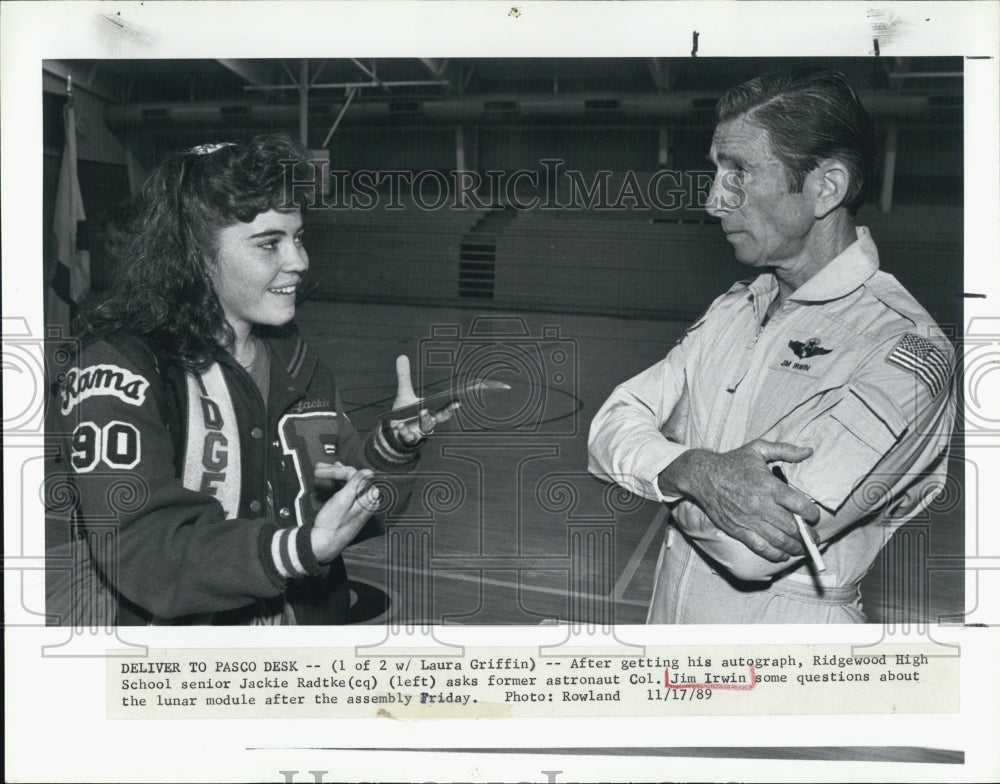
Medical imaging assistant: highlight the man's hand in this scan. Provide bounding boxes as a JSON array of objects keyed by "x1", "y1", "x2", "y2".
[
  {"x1": 659, "y1": 440, "x2": 820, "y2": 562},
  {"x1": 310, "y1": 461, "x2": 381, "y2": 563},
  {"x1": 389, "y1": 355, "x2": 459, "y2": 445}
]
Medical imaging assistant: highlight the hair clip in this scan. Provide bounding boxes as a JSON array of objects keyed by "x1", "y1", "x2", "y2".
[{"x1": 188, "y1": 142, "x2": 236, "y2": 156}]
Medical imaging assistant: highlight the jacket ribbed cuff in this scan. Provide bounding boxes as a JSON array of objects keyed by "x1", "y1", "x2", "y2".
[
  {"x1": 365, "y1": 421, "x2": 421, "y2": 472},
  {"x1": 262, "y1": 524, "x2": 325, "y2": 583}
]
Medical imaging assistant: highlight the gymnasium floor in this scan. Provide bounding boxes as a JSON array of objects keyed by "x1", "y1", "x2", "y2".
[{"x1": 295, "y1": 299, "x2": 966, "y2": 628}]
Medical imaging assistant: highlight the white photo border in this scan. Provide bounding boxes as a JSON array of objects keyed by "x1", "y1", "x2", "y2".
[{"x1": 3, "y1": 2, "x2": 999, "y2": 783}]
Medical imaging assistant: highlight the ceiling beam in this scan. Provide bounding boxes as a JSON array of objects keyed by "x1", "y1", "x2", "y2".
[
  {"x1": 421, "y1": 58, "x2": 457, "y2": 86},
  {"x1": 420, "y1": 58, "x2": 446, "y2": 78},
  {"x1": 310, "y1": 59, "x2": 329, "y2": 87},
  {"x1": 645, "y1": 58, "x2": 669, "y2": 93},
  {"x1": 43, "y1": 60, "x2": 124, "y2": 102},
  {"x1": 216, "y1": 59, "x2": 279, "y2": 88},
  {"x1": 106, "y1": 89, "x2": 960, "y2": 129},
  {"x1": 351, "y1": 59, "x2": 388, "y2": 91},
  {"x1": 421, "y1": 58, "x2": 457, "y2": 92}
]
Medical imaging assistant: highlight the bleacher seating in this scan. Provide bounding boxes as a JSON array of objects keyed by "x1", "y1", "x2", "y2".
[
  {"x1": 302, "y1": 188, "x2": 963, "y2": 325},
  {"x1": 305, "y1": 196, "x2": 485, "y2": 303}
]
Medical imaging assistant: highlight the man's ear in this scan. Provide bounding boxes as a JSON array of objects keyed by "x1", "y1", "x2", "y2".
[{"x1": 808, "y1": 159, "x2": 851, "y2": 218}]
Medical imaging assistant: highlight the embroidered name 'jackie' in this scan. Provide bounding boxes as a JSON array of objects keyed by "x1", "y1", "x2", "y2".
[
  {"x1": 60, "y1": 364, "x2": 149, "y2": 415},
  {"x1": 290, "y1": 397, "x2": 331, "y2": 414}
]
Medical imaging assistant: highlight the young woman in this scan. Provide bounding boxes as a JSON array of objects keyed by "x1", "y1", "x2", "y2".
[{"x1": 52, "y1": 134, "x2": 454, "y2": 625}]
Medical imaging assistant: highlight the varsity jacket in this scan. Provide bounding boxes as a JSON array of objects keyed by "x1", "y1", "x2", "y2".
[{"x1": 50, "y1": 326, "x2": 419, "y2": 625}]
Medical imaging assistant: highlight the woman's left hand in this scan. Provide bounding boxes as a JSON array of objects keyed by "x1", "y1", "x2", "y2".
[{"x1": 390, "y1": 355, "x2": 459, "y2": 445}]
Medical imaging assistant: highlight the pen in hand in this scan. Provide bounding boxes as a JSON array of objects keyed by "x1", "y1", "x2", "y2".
[{"x1": 772, "y1": 465, "x2": 826, "y2": 573}]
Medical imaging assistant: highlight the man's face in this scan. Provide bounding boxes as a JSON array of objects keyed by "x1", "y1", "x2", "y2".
[{"x1": 706, "y1": 115, "x2": 817, "y2": 269}]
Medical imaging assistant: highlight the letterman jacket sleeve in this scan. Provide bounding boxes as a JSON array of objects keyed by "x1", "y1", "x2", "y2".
[
  {"x1": 53, "y1": 335, "x2": 319, "y2": 620},
  {"x1": 296, "y1": 351, "x2": 423, "y2": 484},
  {"x1": 341, "y1": 391, "x2": 421, "y2": 532}
]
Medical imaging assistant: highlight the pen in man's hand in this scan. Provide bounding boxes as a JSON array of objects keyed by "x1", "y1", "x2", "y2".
[{"x1": 772, "y1": 465, "x2": 826, "y2": 573}]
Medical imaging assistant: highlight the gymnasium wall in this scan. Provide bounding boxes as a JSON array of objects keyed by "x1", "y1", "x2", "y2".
[
  {"x1": 47, "y1": 85, "x2": 963, "y2": 327},
  {"x1": 302, "y1": 200, "x2": 963, "y2": 327},
  {"x1": 306, "y1": 119, "x2": 964, "y2": 325}
]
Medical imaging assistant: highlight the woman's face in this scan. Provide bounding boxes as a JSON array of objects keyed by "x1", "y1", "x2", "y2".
[{"x1": 208, "y1": 209, "x2": 308, "y2": 336}]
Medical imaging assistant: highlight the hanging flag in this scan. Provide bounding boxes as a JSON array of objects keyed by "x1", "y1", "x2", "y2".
[{"x1": 52, "y1": 96, "x2": 90, "y2": 307}]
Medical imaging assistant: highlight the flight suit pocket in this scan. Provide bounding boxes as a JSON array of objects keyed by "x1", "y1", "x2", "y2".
[
  {"x1": 757, "y1": 359, "x2": 854, "y2": 437},
  {"x1": 794, "y1": 390, "x2": 900, "y2": 513},
  {"x1": 830, "y1": 389, "x2": 903, "y2": 451}
]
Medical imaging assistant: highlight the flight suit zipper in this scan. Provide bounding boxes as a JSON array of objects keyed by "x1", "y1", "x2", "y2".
[{"x1": 676, "y1": 293, "x2": 778, "y2": 616}]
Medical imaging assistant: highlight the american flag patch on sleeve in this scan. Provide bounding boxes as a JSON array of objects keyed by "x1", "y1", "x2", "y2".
[{"x1": 886, "y1": 332, "x2": 952, "y2": 398}]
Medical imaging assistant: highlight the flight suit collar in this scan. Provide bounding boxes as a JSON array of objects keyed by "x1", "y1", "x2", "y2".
[
  {"x1": 739, "y1": 226, "x2": 880, "y2": 308},
  {"x1": 789, "y1": 226, "x2": 880, "y2": 303}
]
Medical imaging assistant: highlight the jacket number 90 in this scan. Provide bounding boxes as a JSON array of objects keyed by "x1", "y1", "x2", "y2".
[{"x1": 71, "y1": 420, "x2": 141, "y2": 472}]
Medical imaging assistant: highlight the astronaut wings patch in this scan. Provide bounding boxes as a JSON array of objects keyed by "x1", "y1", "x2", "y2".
[{"x1": 886, "y1": 332, "x2": 952, "y2": 398}]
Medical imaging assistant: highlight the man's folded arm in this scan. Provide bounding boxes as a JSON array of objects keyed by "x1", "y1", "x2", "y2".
[{"x1": 588, "y1": 349, "x2": 690, "y2": 502}]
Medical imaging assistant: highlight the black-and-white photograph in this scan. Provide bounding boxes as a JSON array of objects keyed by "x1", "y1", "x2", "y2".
[{"x1": 42, "y1": 55, "x2": 965, "y2": 627}]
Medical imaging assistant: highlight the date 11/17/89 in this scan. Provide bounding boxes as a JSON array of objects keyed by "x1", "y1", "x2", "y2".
[{"x1": 646, "y1": 688, "x2": 714, "y2": 701}]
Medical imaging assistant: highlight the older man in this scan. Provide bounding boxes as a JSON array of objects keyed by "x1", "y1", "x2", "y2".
[{"x1": 588, "y1": 69, "x2": 956, "y2": 623}]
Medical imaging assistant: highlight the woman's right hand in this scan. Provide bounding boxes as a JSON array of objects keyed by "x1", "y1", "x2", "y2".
[{"x1": 309, "y1": 461, "x2": 381, "y2": 563}]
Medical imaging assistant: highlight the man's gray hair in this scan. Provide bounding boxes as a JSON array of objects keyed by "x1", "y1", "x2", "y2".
[{"x1": 717, "y1": 68, "x2": 876, "y2": 215}]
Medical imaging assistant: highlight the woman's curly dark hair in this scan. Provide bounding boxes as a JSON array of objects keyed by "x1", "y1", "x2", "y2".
[{"x1": 78, "y1": 134, "x2": 310, "y2": 370}]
